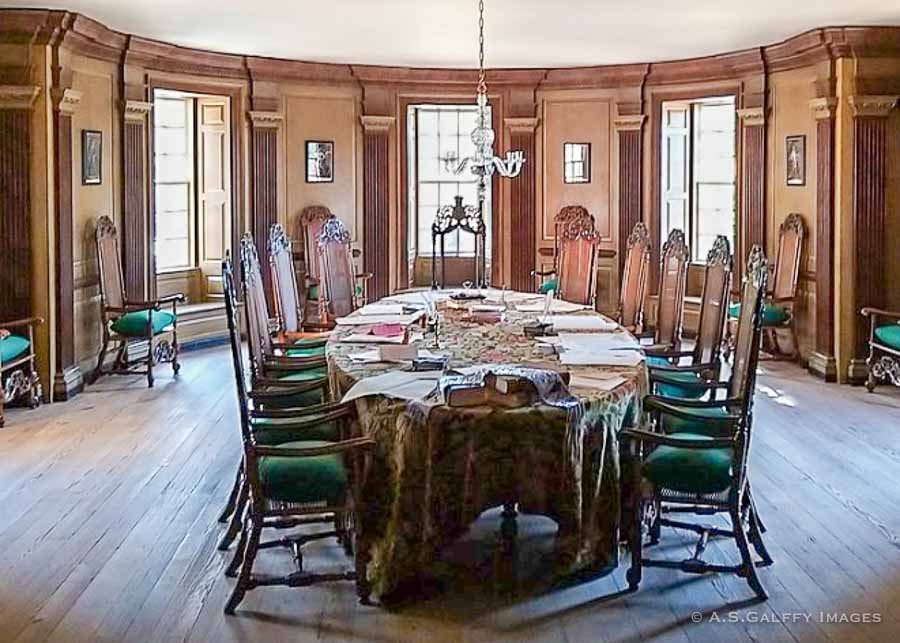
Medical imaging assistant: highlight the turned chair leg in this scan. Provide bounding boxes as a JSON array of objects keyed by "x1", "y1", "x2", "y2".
[
  {"x1": 219, "y1": 475, "x2": 248, "y2": 552},
  {"x1": 730, "y1": 507, "x2": 767, "y2": 600},
  {"x1": 225, "y1": 501, "x2": 250, "y2": 577},
  {"x1": 218, "y1": 461, "x2": 243, "y2": 523},
  {"x1": 171, "y1": 322, "x2": 181, "y2": 375},
  {"x1": 92, "y1": 334, "x2": 110, "y2": 383},
  {"x1": 224, "y1": 515, "x2": 262, "y2": 614}
]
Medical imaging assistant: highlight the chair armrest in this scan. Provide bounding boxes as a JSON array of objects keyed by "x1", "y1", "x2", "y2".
[
  {"x1": 643, "y1": 346, "x2": 693, "y2": 359},
  {"x1": 264, "y1": 355, "x2": 327, "y2": 368},
  {"x1": 251, "y1": 401, "x2": 352, "y2": 419},
  {"x1": 769, "y1": 296, "x2": 794, "y2": 304},
  {"x1": 355, "y1": 273, "x2": 374, "y2": 282},
  {"x1": 155, "y1": 293, "x2": 186, "y2": 305},
  {"x1": 622, "y1": 428, "x2": 735, "y2": 450},
  {"x1": 861, "y1": 307, "x2": 900, "y2": 320},
  {"x1": 645, "y1": 394, "x2": 741, "y2": 417},
  {"x1": 650, "y1": 372, "x2": 724, "y2": 392},
  {"x1": 255, "y1": 436, "x2": 375, "y2": 458},
  {"x1": 531, "y1": 269, "x2": 556, "y2": 278},
  {"x1": 251, "y1": 405, "x2": 353, "y2": 425},
  {"x1": 0, "y1": 316, "x2": 44, "y2": 329},
  {"x1": 250, "y1": 379, "x2": 328, "y2": 396},
  {"x1": 649, "y1": 361, "x2": 717, "y2": 375}
]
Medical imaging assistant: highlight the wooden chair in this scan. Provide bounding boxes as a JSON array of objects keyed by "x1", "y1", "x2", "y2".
[
  {"x1": 646, "y1": 236, "x2": 733, "y2": 399},
  {"x1": 623, "y1": 245, "x2": 772, "y2": 600},
  {"x1": 220, "y1": 253, "x2": 375, "y2": 614},
  {"x1": 642, "y1": 229, "x2": 689, "y2": 351},
  {"x1": 531, "y1": 206, "x2": 599, "y2": 306},
  {"x1": 728, "y1": 213, "x2": 805, "y2": 359},
  {"x1": 0, "y1": 318, "x2": 43, "y2": 427},
  {"x1": 617, "y1": 222, "x2": 652, "y2": 332},
  {"x1": 317, "y1": 217, "x2": 371, "y2": 325},
  {"x1": 268, "y1": 222, "x2": 330, "y2": 350},
  {"x1": 93, "y1": 216, "x2": 184, "y2": 388},
  {"x1": 293, "y1": 205, "x2": 334, "y2": 324},
  {"x1": 861, "y1": 307, "x2": 900, "y2": 392}
]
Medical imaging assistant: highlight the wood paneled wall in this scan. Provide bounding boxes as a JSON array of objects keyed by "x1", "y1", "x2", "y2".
[
  {"x1": 361, "y1": 116, "x2": 392, "y2": 301},
  {"x1": 250, "y1": 116, "x2": 279, "y2": 305},
  {"x1": 507, "y1": 118, "x2": 538, "y2": 291},
  {"x1": 0, "y1": 108, "x2": 32, "y2": 322}
]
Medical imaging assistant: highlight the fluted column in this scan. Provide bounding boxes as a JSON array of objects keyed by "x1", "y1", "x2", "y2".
[
  {"x1": 0, "y1": 85, "x2": 39, "y2": 323},
  {"x1": 808, "y1": 97, "x2": 837, "y2": 381},
  {"x1": 53, "y1": 87, "x2": 83, "y2": 400},
  {"x1": 249, "y1": 110, "x2": 282, "y2": 306},
  {"x1": 505, "y1": 117, "x2": 539, "y2": 292},
  {"x1": 123, "y1": 100, "x2": 152, "y2": 301},
  {"x1": 361, "y1": 115, "x2": 394, "y2": 301},
  {"x1": 737, "y1": 107, "x2": 766, "y2": 279},
  {"x1": 847, "y1": 95, "x2": 898, "y2": 382},
  {"x1": 615, "y1": 114, "x2": 645, "y2": 276}
]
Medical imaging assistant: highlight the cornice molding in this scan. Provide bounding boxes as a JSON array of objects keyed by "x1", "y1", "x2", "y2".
[
  {"x1": 809, "y1": 97, "x2": 837, "y2": 121},
  {"x1": 614, "y1": 114, "x2": 646, "y2": 131},
  {"x1": 248, "y1": 110, "x2": 284, "y2": 128},
  {"x1": 360, "y1": 115, "x2": 394, "y2": 133},
  {"x1": 124, "y1": 100, "x2": 152, "y2": 122},
  {"x1": 737, "y1": 107, "x2": 765, "y2": 127},
  {"x1": 0, "y1": 84, "x2": 40, "y2": 110},
  {"x1": 848, "y1": 95, "x2": 898, "y2": 118},
  {"x1": 56, "y1": 88, "x2": 82, "y2": 115},
  {"x1": 504, "y1": 117, "x2": 539, "y2": 134}
]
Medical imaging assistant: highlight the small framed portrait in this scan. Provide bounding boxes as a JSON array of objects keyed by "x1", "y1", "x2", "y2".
[
  {"x1": 82, "y1": 130, "x2": 102, "y2": 185},
  {"x1": 306, "y1": 140, "x2": 334, "y2": 183},
  {"x1": 785, "y1": 135, "x2": 805, "y2": 186},
  {"x1": 563, "y1": 142, "x2": 591, "y2": 184}
]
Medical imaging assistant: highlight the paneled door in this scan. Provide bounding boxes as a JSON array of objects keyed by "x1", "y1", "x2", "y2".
[{"x1": 196, "y1": 97, "x2": 231, "y2": 299}]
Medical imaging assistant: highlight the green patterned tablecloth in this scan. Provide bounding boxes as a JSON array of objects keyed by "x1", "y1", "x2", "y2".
[{"x1": 327, "y1": 297, "x2": 648, "y2": 599}]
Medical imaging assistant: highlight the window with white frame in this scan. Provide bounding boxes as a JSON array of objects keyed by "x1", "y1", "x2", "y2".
[
  {"x1": 153, "y1": 92, "x2": 194, "y2": 272},
  {"x1": 660, "y1": 96, "x2": 736, "y2": 260}
]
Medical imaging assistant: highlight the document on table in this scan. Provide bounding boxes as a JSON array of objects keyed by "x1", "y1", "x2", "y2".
[
  {"x1": 559, "y1": 351, "x2": 644, "y2": 366},
  {"x1": 557, "y1": 332, "x2": 643, "y2": 366},
  {"x1": 356, "y1": 303, "x2": 405, "y2": 316},
  {"x1": 341, "y1": 370, "x2": 441, "y2": 403},
  {"x1": 568, "y1": 374, "x2": 629, "y2": 391},
  {"x1": 340, "y1": 333, "x2": 408, "y2": 344},
  {"x1": 348, "y1": 348, "x2": 446, "y2": 364},
  {"x1": 548, "y1": 316, "x2": 619, "y2": 332},
  {"x1": 515, "y1": 299, "x2": 588, "y2": 313},
  {"x1": 335, "y1": 310, "x2": 425, "y2": 326}
]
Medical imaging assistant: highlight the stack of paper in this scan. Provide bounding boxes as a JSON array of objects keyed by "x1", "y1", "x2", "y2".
[
  {"x1": 516, "y1": 299, "x2": 588, "y2": 314},
  {"x1": 341, "y1": 370, "x2": 441, "y2": 403},
  {"x1": 335, "y1": 310, "x2": 425, "y2": 326},
  {"x1": 548, "y1": 316, "x2": 619, "y2": 332},
  {"x1": 357, "y1": 303, "x2": 405, "y2": 316},
  {"x1": 557, "y1": 332, "x2": 643, "y2": 366}
]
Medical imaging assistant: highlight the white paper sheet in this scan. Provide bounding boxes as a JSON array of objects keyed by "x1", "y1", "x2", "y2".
[
  {"x1": 557, "y1": 332, "x2": 639, "y2": 351},
  {"x1": 559, "y1": 351, "x2": 644, "y2": 367},
  {"x1": 515, "y1": 299, "x2": 589, "y2": 313},
  {"x1": 548, "y1": 316, "x2": 619, "y2": 332},
  {"x1": 356, "y1": 303, "x2": 405, "y2": 316},
  {"x1": 347, "y1": 347, "x2": 446, "y2": 364},
  {"x1": 334, "y1": 310, "x2": 425, "y2": 326},
  {"x1": 341, "y1": 370, "x2": 441, "y2": 403},
  {"x1": 568, "y1": 374, "x2": 629, "y2": 391},
  {"x1": 340, "y1": 333, "x2": 408, "y2": 344}
]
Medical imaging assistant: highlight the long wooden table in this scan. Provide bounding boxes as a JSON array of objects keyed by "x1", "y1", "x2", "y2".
[{"x1": 326, "y1": 291, "x2": 648, "y2": 601}]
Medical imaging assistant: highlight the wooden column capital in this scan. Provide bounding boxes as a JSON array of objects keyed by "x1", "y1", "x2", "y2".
[
  {"x1": 809, "y1": 97, "x2": 837, "y2": 120},
  {"x1": 737, "y1": 107, "x2": 765, "y2": 127},
  {"x1": 124, "y1": 100, "x2": 152, "y2": 122},
  {"x1": 504, "y1": 117, "x2": 539, "y2": 134},
  {"x1": 613, "y1": 114, "x2": 646, "y2": 131},
  {"x1": 848, "y1": 95, "x2": 898, "y2": 118},
  {"x1": 360, "y1": 115, "x2": 394, "y2": 134},
  {"x1": 248, "y1": 110, "x2": 284, "y2": 129},
  {"x1": 55, "y1": 88, "x2": 82, "y2": 116},
  {"x1": 0, "y1": 85, "x2": 40, "y2": 110}
]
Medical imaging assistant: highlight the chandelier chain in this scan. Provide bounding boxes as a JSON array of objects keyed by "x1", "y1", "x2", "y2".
[{"x1": 477, "y1": 0, "x2": 486, "y2": 95}]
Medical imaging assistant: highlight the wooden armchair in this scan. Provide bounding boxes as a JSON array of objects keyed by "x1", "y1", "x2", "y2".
[
  {"x1": 531, "y1": 206, "x2": 599, "y2": 306},
  {"x1": 317, "y1": 218, "x2": 371, "y2": 325},
  {"x1": 623, "y1": 245, "x2": 772, "y2": 600},
  {"x1": 220, "y1": 253, "x2": 374, "y2": 613},
  {"x1": 646, "y1": 236, "x2": 733, "y2": 399},
  {"x1": 1, "y1": 317, "x2": 43, "y2": 427},
  {"x1": 861, "y1": 307, "x2": 900, "y2": 392},
  {"x1": 617, "y1": 222, "x2": 652, "y2": 333},
  {"x1": 641, "y1": 229, "x2": 689, "y2": 351},
  {"x1": 92, "y1": 216, "x2": 184, "y2": 388},
  {"x1": 728, "y1": 213, "x2": 805, "y2": 359}
]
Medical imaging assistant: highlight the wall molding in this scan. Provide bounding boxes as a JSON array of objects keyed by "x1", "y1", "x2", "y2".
[
  {"x1": 124, "y1": 99, "x2": 152, "y2": 121},
  {"x1": 847, "y1": 95, "x2": 898, "y2": 117},
  {"x1": 613, "y1": 114, "x2": 646, "y2": 131},
  {"x1": 504, "y1": 116, "x2": 539, "y2": 134},
  {"x1": 0, "y1": 84, "x2": 40, "y2": 109},
  {"x1": 360, "y1": 115, "x2": 394, "y2": 133},
  {"x1": 248, "y1": 110, "x2": 283, "y2": 128},
  {"x1": 56, "y1": 88, "x2": 82, "y2": 115}
]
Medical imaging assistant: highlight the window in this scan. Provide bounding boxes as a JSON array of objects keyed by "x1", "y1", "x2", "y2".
[
  {"x1": 564, "y1": 143, "x2": 591, "y2": 183},
  {"x1": 153, "y1": 92, "x2": 194, "y2": 271},
  {"x1": 408, "y1": 104, "x2": 492, "y2": 258},
  {"x1": 660, "y1": 96, "x2": 736, "y2": 260}
]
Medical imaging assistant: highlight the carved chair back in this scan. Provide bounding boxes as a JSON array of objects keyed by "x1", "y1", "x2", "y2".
[
  {"x1": 551, "y1": 205, "x2": 594, "y2": 271},
  {"x1": 222, "y1": 254, "x2": 253, "y2": 445},
  {"x1": 556, "y1": 208, "x2": 599, "y2": 305},
  {"x1": 772, "y1": 213, "x2": 805, "y2": 301},
  {"x1": 654, "y1": 229, "x2": 690, "y2": 346},
  {"x1": 95, "y1": 216, "x2": 127, "y2": 313},
  {"x1": 294, "y1": 205, "x2": 334, "y2": 286},
  {"x1": 694, "y1": 236, "x2": 733, "y2": 366},
  {"x1": 318, "y1": 217, "x2": 359, "y2": 321},
  {"x1": 731, "y1": 245, "x2": 769, "y2": 404},
  {"x1": 240, "y1": 234, "x2": 274, "y2": 380},
  {"x1": 619, "y1": 222, "x2": 652, "y2": 330},
  {"x1": 268, "y1": 223, "x2": 302, "y2": 333}
]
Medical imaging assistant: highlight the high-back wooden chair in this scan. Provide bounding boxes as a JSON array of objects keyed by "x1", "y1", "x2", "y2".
[
  {"x1": 618, "y1": 222, "x2": 652, "y2": 332},
  {"x1": 293, "y1": 206, "x2": 334, "y2": 317},
  {"x1": 269, "y1": 223, "x2": 303, "y2": 334},
  {"x1": 533, "y1": 206, "x2": 596, "y2": 296},
  {"x1": 728, "y1": 213, "x2": 805, "y2": 359},
  {"x1": 644, "y1": 229, "x2": 689, "y2": 349},
  {"x1": 1, "y1": 317, "x2": 43, "y2": 427},
  {"x1": 646, "y1": 236, "x2": 733, "y2": 398},
  {"x1": 93, "y1": 216, "x2": 184, "y2": 387},
  {"x1": 317, "y1": 217, "x2": 368, "y2": 324},
  {"x1": 221, "y1": 253, "x2": 375, "y2": 614},
  {"x1": 624, "y1": 244, "x2": 772, "y2": 600}
]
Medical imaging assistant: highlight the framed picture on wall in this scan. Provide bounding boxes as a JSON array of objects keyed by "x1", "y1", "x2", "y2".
[
  {"x1": 306, "y1": 140, "x2": 334, "y2": 183},
  {"x1": 563, "y1": 142, "x2": 591, "y2": 184},
  {"x1": 785, "y1": 135, "x2": 805, "y2": 186},
  {"x1": 82, "y1": 130, "x2": 102, "y2": 185}
]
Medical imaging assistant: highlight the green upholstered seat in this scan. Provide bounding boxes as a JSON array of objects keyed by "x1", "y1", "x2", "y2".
[
  {"x1": 728, "y1": 302, "x2": 788, "y2": 327},
  {"x1": 251, "y1": 416, "x2": 338, "y2": 445},
  {"x1": 258, "y1": 440, "x2": 348, "y2": 504},
  {"x1": 642, "y1": 432, "x2": 734, "y2": 494},
  {"x1": 0, "y1": 334, "x2": 30, "y2": 364},
  {"x1": 660, "y1": 404, "x2": 732, "y2": 436},
  {"x1": 646, "y1": 355, "x2": 669, "y2": 368},
  {"x1": 538, "y1": 277, "x2": 559, "y2": 294},
  {"x1": 654, "y1": 370, "x2": 707, "y2": 400},
  {"x1": 293, "y1": 337, "x2": 328, "y2": 347},
  {"x1": 266, "y1": 368, "x2": 328, "y2": 407},
  {"x1": 111, "y1": 310, "x2": 176, "y2": 337},
  {"x1": 874, "y1": 324, "x2": 900, "y2": 350},
  {"x1": 287, "y1": 346, "x2": 327, "y2": 358}
]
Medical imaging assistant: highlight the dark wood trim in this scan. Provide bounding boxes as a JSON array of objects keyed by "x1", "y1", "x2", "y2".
[
  {"x1": 53, "y1": 103, "x2": 77, "y2": 396},
  {"x1": 0, "y1": 109, "x2": 32, "y2": 323},
  {"x1": 251, "y1": 125, "x2": 278, "y2": 306},
  {"x1": 361, "y1": 118, "x2": 391, "y2": 300},
  {"x1": 740, "y1": 115, "x2": 766, "y2": 276},
  {"x1": 813, "y1": 109, "x2": 835, "y2": 365},
  {"x1": 508, "y1": 127, "x2": 537, "y2": 291},
  {"x1": 123, "y1": 119, "x2": 146, "y2": 300},
  {"x1": 617, "y1": 127, "x2": 643, "y2": 276}
]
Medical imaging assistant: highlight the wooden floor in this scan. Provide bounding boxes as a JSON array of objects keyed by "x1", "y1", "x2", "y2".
[{"x1": 2, "y1": 347, "x2": 900, "y2": 643}]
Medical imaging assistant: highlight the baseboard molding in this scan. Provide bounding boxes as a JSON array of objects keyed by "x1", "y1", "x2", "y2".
[
  {"x1": 847, "y1": 358, "x2": 869, "y2": 385},
  {"x1": 53, "y1": 365, "x2": 84, "y2": 401},
  {"x1": 807, "y1": 351, "x2": 837, "y2": 382},
  {"x1": 180, "y1": 334, "x2": 229, "y2": 352}
]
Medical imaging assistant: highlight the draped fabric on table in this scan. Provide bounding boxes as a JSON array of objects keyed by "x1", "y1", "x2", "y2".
[{"x1": 327, "y1": 305, "x2": 647, "y2": 598}]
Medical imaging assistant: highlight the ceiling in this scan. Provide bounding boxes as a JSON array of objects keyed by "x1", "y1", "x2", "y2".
[{"x1": 5, "y1": 0, "x2": 900, "y2": 68}]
